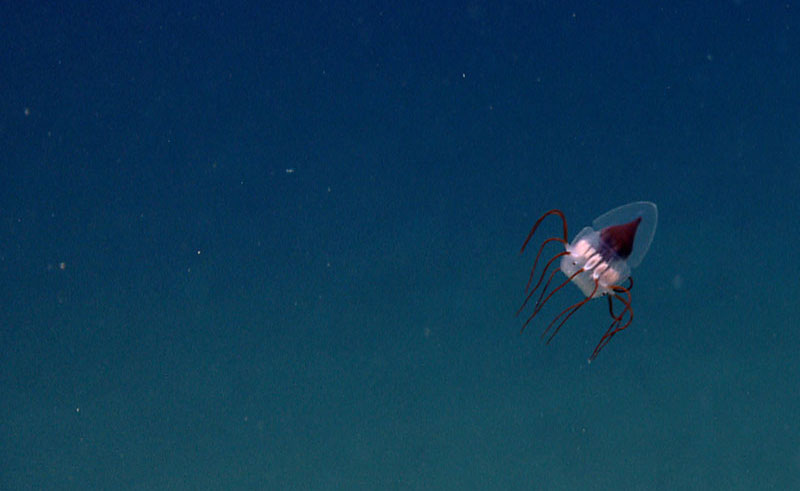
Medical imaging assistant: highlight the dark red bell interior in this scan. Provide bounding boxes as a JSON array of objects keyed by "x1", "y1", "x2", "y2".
[{"x1": 599, "y1": 217, "x2": 641, "y2": 259}]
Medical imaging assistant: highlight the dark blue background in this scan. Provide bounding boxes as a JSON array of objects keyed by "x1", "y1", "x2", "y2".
[{"x1": 2, "y1": 1, "x2": 799, "y2": 488}]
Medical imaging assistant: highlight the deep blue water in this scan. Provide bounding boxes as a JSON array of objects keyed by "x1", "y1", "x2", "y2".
[{"x1": 2, "y1": 2, "x2": 799, "y2": 489}]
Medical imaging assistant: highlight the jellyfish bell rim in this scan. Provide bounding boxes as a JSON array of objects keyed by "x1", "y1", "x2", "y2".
[{"x1": 591, "y1": 201, "x2": 657, "y2": 268}]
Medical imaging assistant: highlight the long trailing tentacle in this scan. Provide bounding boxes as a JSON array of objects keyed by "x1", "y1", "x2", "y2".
[
  {"x1": 519, "y1": 209, "x2": 568, "y2": 303},
  {"x1": 517, "y1": 250, "x2": 569, "y2": 316},
  {"x1": 520, "y1": 209, "x2": 568, "y2": 254},
  {"x1": 520, "y1": 267, "x2": 584, "y2": 334},
  {"x1": 590, "y1": 282, "x2": 634, "y2": 361},
  {"x1": 534, "y1": 267, "x2": 583, "y2": 317},
  {"x1": 524, "y1": 237, "x2": 568, "y2": 294},
  {"x1": 543, "y1": 278, "x2": 598, "y2": 343},
  {"x1": 591, "y1": 308, "x2": 631, "y2": 361},
  {"x1": 607, "y1": 277, "x2": 633, "y2": 320},
  {"x1": 521, "y1": 268, "x2": 572, "y2": 333},
  {"x1": 517, "y1": 209, "x2": 570, "y2": 326}
]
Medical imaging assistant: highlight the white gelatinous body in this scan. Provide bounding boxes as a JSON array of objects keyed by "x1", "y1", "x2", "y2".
[{"x1": 559, "y1": 202, "x2": 657, "y2": 298}]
